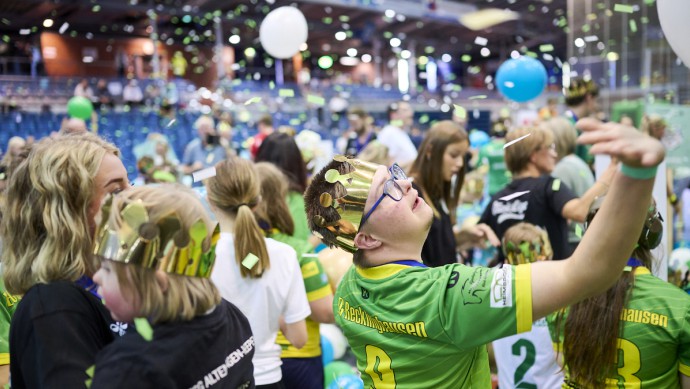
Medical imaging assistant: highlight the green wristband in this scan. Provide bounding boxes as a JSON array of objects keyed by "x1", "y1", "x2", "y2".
[{"x1": 620, "y1": 164, "x2": 658, "y2": 180}]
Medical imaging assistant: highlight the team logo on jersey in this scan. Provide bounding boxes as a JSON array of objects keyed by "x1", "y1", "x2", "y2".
[
  {"x1": 490, "y1": 265, "x2": 512, "y2": 308},
  {"x1": 361, "y1": 287, "x2": 370, "y2": 299},
  {"x1": 110, "y1": 322, "x2": 129, "y2": 336},
  {"x1": 461, "y1": 268, "x2": 489, "y2": 305},
  {"x1": 492, "y1": 199, "x2": 528, "y2": 224}
]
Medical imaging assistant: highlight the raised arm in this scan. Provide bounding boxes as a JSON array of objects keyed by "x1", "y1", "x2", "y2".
[{"x1": 531, "y1": 118, "x2": 665, "y2": 320}]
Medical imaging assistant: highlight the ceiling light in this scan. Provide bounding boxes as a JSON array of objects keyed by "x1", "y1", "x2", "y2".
[
  {"x1": 361, "y1": 54, "x2": 372, "y2": 63},
  {"x1": 390, "y1": 37, "x2": 401, "y2": 48},
  {"x1": 228, "y1": 35, "x2": 240, "y2": 44},
  {"x1": 43, "y1": 19, "x2": 54, "y2": 28},
  {"x1": 335, "y1": 31, "x2": 346, "y2": 41},
  {"x1": 347, "y1": 48, "x2": 358, "y2": 57}
]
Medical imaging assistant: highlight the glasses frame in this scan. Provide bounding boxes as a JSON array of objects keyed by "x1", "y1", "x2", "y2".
[{"x1": 359, "y1": 163, "x2": 407, "y2": 229}]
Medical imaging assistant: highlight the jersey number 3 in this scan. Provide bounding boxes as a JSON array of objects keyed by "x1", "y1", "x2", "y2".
[
  {"x1": 365, "y1": 345, "x2": 396, "y2": 388},
  {"x1": 614, "y1": 338, "x2": 641, "y2": 387}
]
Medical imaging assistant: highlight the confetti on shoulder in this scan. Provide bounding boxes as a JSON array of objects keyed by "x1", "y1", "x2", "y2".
[
  {"x1": 134, "y1": 317, "x2": 153, "y2": 341},
  {"x1": 245, "y1": 97, "x2": 262, "y2": 105},
  {"x1": 192, "y1": 166, "x2": 217, "y2": 182},
  {"x1": 499, "y1": 190, "x2": 530, "y2": 202},
  {"x1": 503, "y1": 133, "x2": 532, "y2": 149}
]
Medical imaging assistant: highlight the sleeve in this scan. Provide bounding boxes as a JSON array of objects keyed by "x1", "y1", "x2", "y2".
[
  {"x1": 438, "y1": 264, "x2": 533, "y2": 349},
  {"x1": 300, "y1": 256, "x2": 332, "y2": 302},
  {"x1": 478, "y1": 197, "x2": 494, "y2": 226},
  {"x1": 91, "y1": 359, "x2": 175, "y2": 388},
  {"x1": 287, "y1": 192, "x2": 311, "y2": 241},
  {"x1": 182, "y1": 142, "x2": 193, "y2": 166},
  {"x1": 678, "y1": 306, "x2": 690, "y2": 376},
  {"x1": 26, "y1": 310, "x2": 113, "y2": 388},
  {"x1": 545, "y1": 176, "x2": 577, "y2": 215},
  {"x1": 282, "y1": 250, "x2": 312, "y2": 324}
]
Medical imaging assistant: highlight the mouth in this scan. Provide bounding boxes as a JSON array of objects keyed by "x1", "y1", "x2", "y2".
[{"x1": 412, "y1": 196, "x2": 421, "y2": 211}]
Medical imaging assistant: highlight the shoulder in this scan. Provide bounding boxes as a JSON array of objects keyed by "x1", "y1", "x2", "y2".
[{"x1": 18, "y1": 281, "x2": 103, "y2": 317}]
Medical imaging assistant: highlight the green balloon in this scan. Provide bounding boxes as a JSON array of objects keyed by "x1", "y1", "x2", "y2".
[
  {"x1": 324, "y1": 361, "x2": 354, "y2": 388},
  {"x1": 67, "y1": 96, "x2": 94, "y2": 119}
]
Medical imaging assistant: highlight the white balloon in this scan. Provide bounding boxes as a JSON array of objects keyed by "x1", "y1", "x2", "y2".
[
  {"x1": 657, "y1": 0, "x2": 690, "y2": 67},
  {"x1": 259, "y1": 6, "x2": 308, "y2": 59},
  {"x1": 320, "y1": 323, "x2": 348, "y2": 360}
]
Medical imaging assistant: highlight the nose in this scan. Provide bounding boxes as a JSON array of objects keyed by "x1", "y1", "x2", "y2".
[{"x1": 396, "y1": 177, "x2": 412, "y2": 193}]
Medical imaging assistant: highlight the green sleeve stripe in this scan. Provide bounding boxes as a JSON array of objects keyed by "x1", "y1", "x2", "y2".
[
  {"x1": 515, "y1": 264, "x2": 533, "y2": 333},
  {"x1": 307, "y1": 285, "x2": 332, "y2": 301},
  {"x1": 680, "y1": 363, "x2": 690, "y2": 376},
  {"x1": 0, "y1": 353, "x2": 8, "y2": 365}
]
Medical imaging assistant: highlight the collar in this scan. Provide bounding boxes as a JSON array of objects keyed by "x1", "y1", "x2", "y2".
[
  {"x1": 75, "y1": 276, "x2": 101, "y2": 299},
  {"x1": 355, "y1": 260, "x2": 427, "y2": 280}
]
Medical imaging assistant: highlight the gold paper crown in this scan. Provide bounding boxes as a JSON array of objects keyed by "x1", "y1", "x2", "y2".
[
  {"x1": 312, "y1": 155, "x2": 380, "y2": 253},
  {"x1": 502, "y1": 227, "x2": 553, "y2": 265},
  {"x1": 94, "y1": 196, "x2": 220, "y2": 278},
  {"x1": 563, "y1": 79, "x2": 599, "y2": 101}
]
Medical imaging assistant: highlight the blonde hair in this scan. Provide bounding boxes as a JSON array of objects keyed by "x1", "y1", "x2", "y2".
[
  {"x1": 206, "y1": 158, "x2": 270, "y2": 278},
  {"x1": 194, "y1": 115, "x2": 214, "y2": 131},
  {"x1": 641, "y1": 114, "x2": 666, "y2": 139},
  {"x1": 104, "y1": 184, "x2": 220, "y2": 324},
  {"x1": 2, "y1": 133, "x2": 119, "y2": 295},
  {"x1": 1, "y1": 136, "x2": 27, "y2": 167},
  {"x1": 541, "y1": 117, "x2": 577, "y2": 160},
  {"x1": 254, "y1": 162, "x2": 294, "y2": 236},
  {"x1": 504, "y1": 126, "x2": 554, "y2": 174}
]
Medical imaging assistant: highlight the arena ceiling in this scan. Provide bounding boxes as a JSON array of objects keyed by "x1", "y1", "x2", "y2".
[{"x1": 0, "y1": 0, "x2": 662, "y2": 71}]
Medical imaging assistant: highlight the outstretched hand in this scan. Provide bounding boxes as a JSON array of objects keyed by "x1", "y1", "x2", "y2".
[{"x1": 576, "y1": 118, "x2": 665, "y2": 167}]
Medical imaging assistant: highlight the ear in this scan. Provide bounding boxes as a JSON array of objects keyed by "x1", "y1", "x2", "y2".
[
  {"x1": 354, "y1": 231, "x2": 382, "y2": 251},
  {"x1": 154, "y1": 270, "x2": 169, "y2": 293}
]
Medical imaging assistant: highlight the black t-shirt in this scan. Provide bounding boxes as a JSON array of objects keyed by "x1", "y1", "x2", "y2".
[
  {"x1": 10, "y1": 281, "x2": 125, "y2": 389},
  {"x1": 344, "y1": 132, "x2": 376, "y2": 156},
  {"x1": 478, "y1": 175, "x2": 577, "y2": 262},
  {"x1": 414, "y1": 183, "x2": 458, "y2": 267},
  {"x1": 92, "y1": 299, "x2": 255, "y2": 389}
]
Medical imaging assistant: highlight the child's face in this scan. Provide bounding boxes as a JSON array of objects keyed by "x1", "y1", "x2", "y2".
[{"x1": 93, "y1": 260, "x2": 138, "y2": 323}]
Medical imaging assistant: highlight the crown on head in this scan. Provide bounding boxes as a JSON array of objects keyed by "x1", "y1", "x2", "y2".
[
  {"x1": 312, "y1": 155, "x2": 380, "y2": 253},
  {"x1": 564, "y1": 79, "x2": 599, "y2": 100},
  {"x1": 502, "y1": 227, "x2": 553, "y2": 265},
  {"x1": 94, "y1": 196, "x2": 220, "y2": 278}
]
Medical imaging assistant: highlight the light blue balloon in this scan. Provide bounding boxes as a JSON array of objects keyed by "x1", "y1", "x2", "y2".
[
  {"x1": 321, "y1": 335, "x2": 334, "y2": 366},
  {"x1": 327, "y1": 374, "x2": 364, "y2": 389},
  {"x1": 495, "y1": 56, "x2": 547, "y2": 103},
  {"x1": 469, "y1": 130, "x2": 491, "y2": 149}
]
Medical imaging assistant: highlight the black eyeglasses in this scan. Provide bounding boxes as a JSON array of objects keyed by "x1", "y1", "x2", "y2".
[{"x1": 359, "y1": 163, "x2": 407, "y2": 228}]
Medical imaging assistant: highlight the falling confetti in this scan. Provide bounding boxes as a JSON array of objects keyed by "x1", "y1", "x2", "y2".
[
  {"x1": 165, "y1": 118, "x2": 176, "y2": 128},
  {"x1": 59, "y1": 22, "x2": 69, "y2": 34},
  {"x1": 134, "y1": 317, "x2": 153, "y2": 341},
  {"x1": 468, "y1": 95, "x2": 487, "y2": 100},
  {"x1": 613, "y1": 4, "x2": 634, "y2": 13},
  {"x1": 279, "y1": 89, "x2": 295, "y2": 97},
  {"x1": 307, "y1": 94, "x2": 325, "y2": 106},
  {"x1": 244, "y1": 96, "x2": 262, "y2": 105},
  {"x1": 242, "y1": 253, "x2": 259, "y2": 269},
  {"x1": 192, "y1": 167, "x2": 217, "y2": 182},
  {"x1": 503, "y1": 133, "x2": 532, "y2": 149}
]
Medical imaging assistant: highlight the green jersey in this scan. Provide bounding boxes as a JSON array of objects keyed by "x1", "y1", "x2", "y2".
[
  {"x1": 334, "y1": 262, "x2": 533, "y2": 388},
  {"x1": 548, "y1": 267, "x2": 690, "y2": 388},
  {"x1": 0, "y1": 279, "x2": 20, "y2": 366},
  {"x1": 270, "y1": 230, "x2": 333, "y2": 358},
  {"x1": 477, "y1": 139, "x2": 511, "y2": 196}
]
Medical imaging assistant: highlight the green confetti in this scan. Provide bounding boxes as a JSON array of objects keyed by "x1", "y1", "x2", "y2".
[
  {"x1": 134, "y1": 317, "x2": 154, "y2": 341},
  {"x1": 419, "y1": 114, "x2": 430, "y2": 124},
  {"x1": 453, "y1": 105, "x2": 467, "y2": 119},
  {"x1": 540, "y1": 44, "x2": 554, "y2": 52},
  {"x1": 469, "y1": 95, "x2": 487, "y2": 100},
  {"x1": 614, "y1": 4, "x2": 634, "y2": 13},
  {"x1": 307, "y1": 94, "x2": 325, "y2": 106},
  {"x1": 242, "y1": 253, "x2": 260, "y2": 269},
  {"x1": 245, "y1": 96, "x2": 262, "y2": 105},
  {"x1": 279, "y1": 89, "x2": 295, "y2": 97},
  {"x1": 390, "y1": 119, "x2": 404, "y2": 127},
  {"x1": 85, "y1": 379, "x2": 92, "y2": 388},
  {"x1": 289, "y1": 118, "x2": 301, "y2": 126},
  {"x1": 629, "y1": 20, "x2": 637, "y2": 33},
  {"x1": 552, "y1": 179, "x2": 561, "y2": 191},
  {"x1": 86, "y1": 365, "x2": 95, "y2": 378},
  {"x1": 575, "y1": 223, "x2": 584, "y2": 239}
]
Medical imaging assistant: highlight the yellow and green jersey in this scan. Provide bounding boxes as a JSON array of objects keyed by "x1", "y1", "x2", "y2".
[
  {"x1": 271, "y1": 231, "x2": 333, "y2": 358},
  {"x1": 548, "y1": 267, "x2": 690, "y2": 388},
  {"x1": 0, "y1": 279, "x2": 20, "y2": 365},
  {"x1": 335, "y1": 261, "x2": 533, "y2": 388}
]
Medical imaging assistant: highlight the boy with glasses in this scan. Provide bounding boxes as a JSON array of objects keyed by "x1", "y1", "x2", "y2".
[{"x1": 304, "y1": 118, "x2": 665, "y2": 388}]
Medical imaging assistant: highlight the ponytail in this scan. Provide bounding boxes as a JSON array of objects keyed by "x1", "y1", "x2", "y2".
[{"x1": 234, "y1": 204, "x2": 270, "y2": 278}]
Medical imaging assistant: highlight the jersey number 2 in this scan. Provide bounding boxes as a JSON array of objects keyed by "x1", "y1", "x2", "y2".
[
  {"x1": 511, "y1": 339, "x2": 537, "y2": 389},
  {"x1": 365, "y1": 345, "x2": 396, "y2": 388}
]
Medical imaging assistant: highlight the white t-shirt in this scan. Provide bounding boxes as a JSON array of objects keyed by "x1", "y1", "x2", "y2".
[
  {"x1": 211, "y1": 233, "x2": 311, "y2": 385},
  {"x1": 376, "y1": 124, "x2": 418, "y2": 166},
  {"x1": 492, "y1": 318, "x2": 564, "y2": 389}
]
